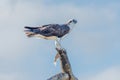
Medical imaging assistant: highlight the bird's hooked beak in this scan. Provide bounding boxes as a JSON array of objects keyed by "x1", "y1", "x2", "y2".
[{"x1": 73, "y1": 19, "x2": 77, "y2": 24}]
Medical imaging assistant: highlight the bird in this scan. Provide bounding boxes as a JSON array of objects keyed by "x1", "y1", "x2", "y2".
[{"x1": 24, "y1": 19, "x2": 77, "y2": 49}]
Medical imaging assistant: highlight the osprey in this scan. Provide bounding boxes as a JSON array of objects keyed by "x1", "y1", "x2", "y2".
[{"x1": 24, "y1": 19, "x2": 77, "y2": 49}]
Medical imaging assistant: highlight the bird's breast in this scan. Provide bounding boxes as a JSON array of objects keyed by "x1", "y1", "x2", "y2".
[{"x1": 35, "y1": 34, "x2": 57, "y2": 40}]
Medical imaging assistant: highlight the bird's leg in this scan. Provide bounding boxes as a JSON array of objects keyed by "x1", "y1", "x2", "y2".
[
  {"x1": 55, "y1": 39, "x2": 62, "y2": 50},
  {"x1": 58, "y1": 38, "x2": 62, "y2": 44}
]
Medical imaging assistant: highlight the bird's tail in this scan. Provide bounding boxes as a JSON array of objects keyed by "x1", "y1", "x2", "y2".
[
  {"x1": 24, "y1": 26, "x2": 38, "y2": 29},
  {"x1": 24, "y1": 26, "x2": 37, "y2": 37}
]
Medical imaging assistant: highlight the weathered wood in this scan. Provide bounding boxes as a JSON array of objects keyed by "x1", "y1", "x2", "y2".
[
  {"x1": 47, "y1": 73, "x2": 69, "y2": 80},
  {"x1": 48, "y1": 48, "x2": 78, "y2": 80},
  {"x1": 56, "y1": 48, "x2": 72, "y2": 74}
]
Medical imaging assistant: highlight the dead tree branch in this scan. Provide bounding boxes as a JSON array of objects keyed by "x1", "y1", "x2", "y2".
[{"x1": 47, "y1": 48, "x2": 78, "y2": 80}]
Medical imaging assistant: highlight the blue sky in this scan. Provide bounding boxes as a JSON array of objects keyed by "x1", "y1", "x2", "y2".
[{"x1": 0, "y1": 0, "x2": 120, "y2": 80}]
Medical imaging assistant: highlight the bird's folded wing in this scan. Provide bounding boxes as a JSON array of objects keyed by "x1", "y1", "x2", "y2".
[{"x1": 39, "y1": 24, "x2": 60, "y2": 37}]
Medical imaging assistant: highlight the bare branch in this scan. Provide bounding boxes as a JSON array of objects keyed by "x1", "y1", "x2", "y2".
[
  {"x1": 47, "y1": 73, "x2": 69, "y2": 80},
  {"x1": 48, "y1": 48, "x2": 78, "y2": 80}
]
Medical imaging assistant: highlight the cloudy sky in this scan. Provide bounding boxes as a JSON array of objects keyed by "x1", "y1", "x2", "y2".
[{"x1": 0, "y1": 0, "x2": 120, "y2": 80}]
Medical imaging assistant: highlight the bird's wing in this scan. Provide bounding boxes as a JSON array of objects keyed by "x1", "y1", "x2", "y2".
[
  {"x1": 24, "y1": 24, "x2": 62, "y2": 37},
  {"x1": 25, "y1": 22, "x2": 70, "y2": 38},
  {"x1": 38, "y1": 24, "x2": 61, "y2": 37}
]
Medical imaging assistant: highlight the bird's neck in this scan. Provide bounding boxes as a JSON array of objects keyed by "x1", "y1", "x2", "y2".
[{"x1": 67, "y1": 23, "x2": 75, "y2": 30}]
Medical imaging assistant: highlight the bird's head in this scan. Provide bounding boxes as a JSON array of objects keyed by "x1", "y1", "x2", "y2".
[
  {"x1": 66, "y1": 19, "x2": 77, "y2": 29},
  {"x1": 67, "y1": 19, "x2": 77, "y2": 25}
]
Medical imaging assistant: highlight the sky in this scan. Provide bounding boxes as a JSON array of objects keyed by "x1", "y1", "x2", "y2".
[{"x1": 0, "y1": 0, "x2": 120, "y2": 80}]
